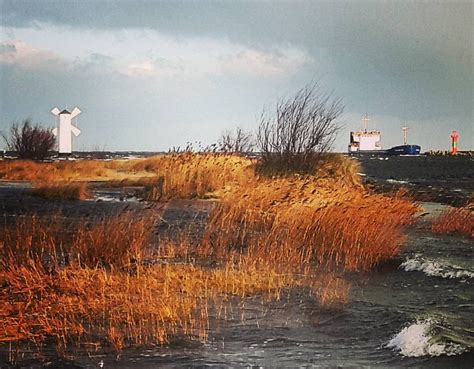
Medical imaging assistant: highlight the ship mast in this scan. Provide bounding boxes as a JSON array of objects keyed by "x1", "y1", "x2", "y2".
[
  {"x1": 362, "y1": 113, "x2": 370, "y2": 133},
  {"x1": 401, "y1": 126, "x2": 409, "y2": 145}
]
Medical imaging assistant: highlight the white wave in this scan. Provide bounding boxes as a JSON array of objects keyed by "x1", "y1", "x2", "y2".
[
  {"x1": 401, "y1": 254, "x2": 474, "y2": 279},
  {"x1": 386, "y1": 178, "x2": 409, "y2": 184},
  {"x1": 387, "y1": 319, "x2": 466, "y2": 357}
]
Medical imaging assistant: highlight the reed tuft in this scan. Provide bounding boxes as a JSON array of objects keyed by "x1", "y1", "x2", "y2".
[{"x1": 432, "y1": 204, "x2": 473, "y2": 238}]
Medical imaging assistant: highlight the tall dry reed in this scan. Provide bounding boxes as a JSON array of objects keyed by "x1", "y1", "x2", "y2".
[
  {"x1": 0, "y1": 159, "x2": 153, "y2": 182},
  {"x1": 0, "y1": 153, "x2": 419, "y2": 356},
  {"x1": 432, "y1": 205, "x2": 473, "y2": 238},
  {"x1": 128, "y1": 153, "x2": 255, "y2": 200},
  {"x1": 31, "y1": 182, "x2": 90, "y2": 200},
  {"x1": 204, "y1": 173, "x2": 418, "y2": 271},
  {"x1": 0, "y1": 214, "x2": 154, "y2": 270},
  {"x1": 0, "y1": 153, "x2": 255, "y2": 200},
  {"x1": 0, "y1": 214, "x2": 296, "y2": 353}
]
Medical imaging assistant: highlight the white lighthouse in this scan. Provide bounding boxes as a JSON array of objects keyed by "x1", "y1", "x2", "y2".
[{"x1": 51, "y1": 107, "x2": 81, "y2": 154}]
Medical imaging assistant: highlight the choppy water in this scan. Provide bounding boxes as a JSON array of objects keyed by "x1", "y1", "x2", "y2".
[
  {"x1": 55, "y1": 209, "x2": 471, "y2": 369},
  {"x1": 1, "y1": 202, "x2": 473, "y2": 368}
]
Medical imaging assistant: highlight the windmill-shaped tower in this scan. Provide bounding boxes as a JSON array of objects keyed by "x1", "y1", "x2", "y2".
[{"x1": 51, "y1": 107, "x2": 81, "y2": 154}]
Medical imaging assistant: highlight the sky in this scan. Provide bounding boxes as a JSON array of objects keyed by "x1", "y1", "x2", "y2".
[{"x1": 0, "y1": 0, "x2": 472, "y2": 152}]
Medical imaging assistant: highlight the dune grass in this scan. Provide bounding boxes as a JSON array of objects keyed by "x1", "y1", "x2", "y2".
[
  {"x1": 432, "y1": 205, "x2": 474, "y2": 238},
  {"x1": 128, "y1": 153, "x2": 255, "y2": 200},
  {"x1": 203, "y1": 175, "x2": 417, "y2": 272},
  {"x1": 1, "y1": 259, "x2": 295, "y2": 352},
  {"x1": 31, "y1": 182, "x2": 90, "y2": 200},
  {"x1": 0, "y1": 159, "x2": 154, "y2": 182},
  {"x1": 0, "y1": 214, "x2": 312, "y2": 354},
  {"x1": 0, "y1": 153, "x2": 419, "y2": 357},
  {"x1": 0, "y1": 153, "x2": 255, "y2": 201},
  {"x1": 0, "y1": 214, "x2": 155, "y2": 270}
]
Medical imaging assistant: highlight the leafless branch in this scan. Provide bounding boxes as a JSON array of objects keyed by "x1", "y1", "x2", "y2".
[
  {"x1": 2, "y1": 119, "x2": 56, "y2": 160},
  {"x1": 257, "y1": 83, "x2": 343, "y2": 174}
]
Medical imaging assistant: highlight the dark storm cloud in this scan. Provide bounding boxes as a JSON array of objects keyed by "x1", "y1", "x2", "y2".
[{"x1": 3, "y1": 1, "x2": 470, "y2": 54}]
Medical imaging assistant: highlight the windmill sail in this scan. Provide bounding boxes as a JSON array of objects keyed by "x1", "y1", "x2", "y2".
[{"x1": 70, "y1": 107, "x2": 81, "y2": 119}]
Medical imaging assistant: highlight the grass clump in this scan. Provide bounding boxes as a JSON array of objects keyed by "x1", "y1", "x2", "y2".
[
  {"x1": 204, "y1": 169, "x2": 417, "y2": 272},
  {"x1": 0, "y1": 153, "x2": 255, "y2": 201},
  {"x1": 130, "y1": 153, "x2": 255, "y2": 200},
  {"x1": 0, "y1": 262, "x2": 293, "y2": 351},
  {"x1": 31, "y1": 182, "x2": 90, "y2": 200},
  {"x1": 0, "y1": 152, "x2": 421, "y2": 359},
  {"x1": 0, "y1": 159, "x2": 154, "y2": 182},
  {"x1": 0, "y1": 214, "x2": 153, "y2": 270},
  {"x1": 0, "y1": 214, "x2": 295, "y2": 355},
  {"x1": 432, "y1": 205, "x2": 474, "y2": 238}
]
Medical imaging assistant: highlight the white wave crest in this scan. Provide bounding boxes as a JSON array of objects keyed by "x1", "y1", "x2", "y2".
[
  {"x1": 387, "y1": 319, "x2": 466, "y2": 357},
  {"x1": 401, "y1": 254, "x2": 474, "y2": 279}
]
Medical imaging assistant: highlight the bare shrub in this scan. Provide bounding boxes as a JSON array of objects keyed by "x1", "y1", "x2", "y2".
[
  {"x1": 219, "y1": 127, "x2": 254, "y2": 153},
  {"x1": 257, "y1": 83, "x2": 343, "y2": 175},
  {"x1": 2, "y1": 119, "x2": 56, "y2": 160}
]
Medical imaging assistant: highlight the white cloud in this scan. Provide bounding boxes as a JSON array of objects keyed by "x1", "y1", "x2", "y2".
[
  {"x1": 0, "y1": 40, "x2": 64, "y2": 69},
  {"x1": 117, "y1": 46, "x2": 311, "y2": 80},
  {"x1": 221, "y1": 47, "x2": 311, "y2": 77},
  {"x1": 121, "y1": 60, "x2": 156, "y2": 77},
  {"x1": 3, "y1": 25, "x2": 311, "y2": 81}
]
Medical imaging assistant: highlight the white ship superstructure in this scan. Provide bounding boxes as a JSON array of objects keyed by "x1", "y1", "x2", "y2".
[{"x1": 348, "y1": 114, "x2": 382, "y2": 153}]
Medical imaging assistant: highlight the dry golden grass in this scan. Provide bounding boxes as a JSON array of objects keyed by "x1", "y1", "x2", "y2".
[
  {"x1": 0, "y1": 153, "x2": 359, "y2": 200},
  {"x1": 314, "y1": 154, "x2": 363, "y2": 187},
  {"x1": 0, "y1": 153, "x2": 255, "y2": 200},
  {"x1": 0, "y1": 159, "x2": 154, "y2": 182},
  {"x1": 432, "y1": 205, "x2": 474, "y2": 238},
  {"x1": 0, "y1": 214, "x2": 154, "y2": 270},
  {"x1": 130, "y1": 153, "x2": 255, "y2": 200},
  {"x1": 204, "y1": 175, "x2": 418, "y2": 271},
  {"x1": 0, "y1": 153, "x2": 420, "y2": 355},
  {"x1": 0, "y1": 261, "x2": 294, "y2": 350},
  {"x1": 0, "y1": 215, "x2": 296, "y2": 352},
  {"x1": 31, "y1": 182, "x2": 90, "y2": 200}
]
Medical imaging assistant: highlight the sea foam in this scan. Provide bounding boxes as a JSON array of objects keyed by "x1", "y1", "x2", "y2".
[
  {"x1": 387, "y1": 319, "x2": 466, "y2": 357},
  {"x1": 401, "y1": 254, "x2": 474, "y2": 279}
]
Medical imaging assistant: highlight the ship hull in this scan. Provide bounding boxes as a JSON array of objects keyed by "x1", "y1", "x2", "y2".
[
  {"x1": 386, "y1": 145, "x2": 421, "y2": 155},
  {"x1": 348, "y1": 145, "x2": 421, "y2": 156}
]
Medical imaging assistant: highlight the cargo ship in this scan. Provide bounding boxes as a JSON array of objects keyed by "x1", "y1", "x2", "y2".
[
  {"x1": 348, "y1": 115, "x2": 421, "y2": 155},
  {"x1": 386, "y1": 144, "x2": 421, "y2": 155},
  {"x1": 348, "y1": 114, "x2": 383, "y2": 154}
]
